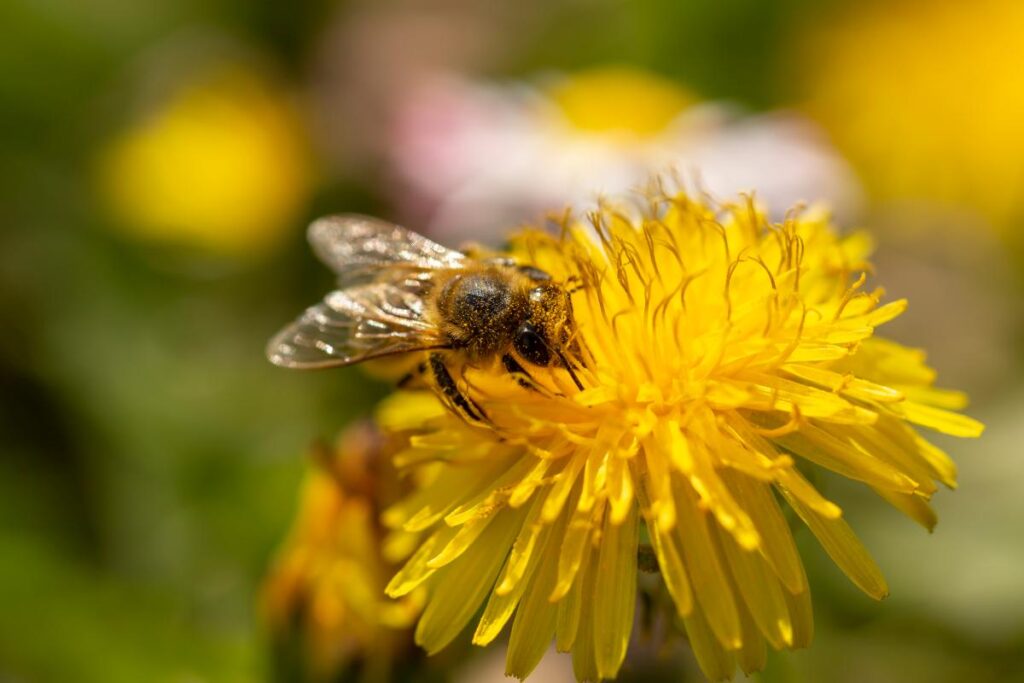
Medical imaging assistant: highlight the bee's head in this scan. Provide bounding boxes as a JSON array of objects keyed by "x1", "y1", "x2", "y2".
[{"x1": 515, "y1": 283, "x2": 578, "y2": 369}]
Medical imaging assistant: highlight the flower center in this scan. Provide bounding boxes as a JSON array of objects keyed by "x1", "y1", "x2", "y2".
[{"x1": 547, "y1": 66, "x2": 694, "y2": 138}]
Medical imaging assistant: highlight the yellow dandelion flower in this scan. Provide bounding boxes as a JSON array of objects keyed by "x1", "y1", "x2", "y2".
[
  {"x1": 262, "y1": 423, "x2": 421, "y2": 682},
  {"x1": 377, "y1": 189, "x2": 983, "y2": 681},
  {"x1": 801, "y1": 0, "x2": 1024, "y2": 238},
  {"x1": 98, "y1": 65, "x2": 313, "y2": 255}
]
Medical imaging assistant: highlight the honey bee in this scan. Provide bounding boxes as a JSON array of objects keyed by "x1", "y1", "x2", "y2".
[{"x1": 267, "y1": 215, "x2": 583, "y2": 422}]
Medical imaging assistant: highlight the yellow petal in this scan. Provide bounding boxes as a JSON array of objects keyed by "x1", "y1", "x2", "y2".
[
  {"x1": 555, "y1": 542, "x2": 591, "y2": 652},
  {"x1": 640, "y1": 435, "x2": 677, "y2": 531},
  {"x1": 444, "y1": 455, "x2": 538, "y2": 526},
  {"x1": 774, "y1": 467, "x2": 843, "y2": 519},
  {"x1": 781, "y1": 489, "x2": 889, "y2": 600},
  {"x1": 574, "y1": 384, "x2": 618, "y2": 407},
  {"x1": 577, "y1": 449, "x2": 606, "y2": 513},
  {"x1": 912, "y1": 432, "x2": 958, "y2": 489},
  {"x1": 784, "y1": 342, "x2": 851, "y2": 363},
  {"x1": 633, "y1": 469, "x2": 693, "y2": 617},
  {"x1": 427, "y1": 512, "x2": 496, "y2": 568},
  {"x1": 505, "y1": 512, "x2": 567, "y2": 679},
  {"x1": 414, "y1": 507, "x2": 524, "y2": 654},
  {"x1": 728, "y1": 416, "x2": 842, "y2": 520},
  {"x1": 781, "y1": 364, "x2": 904, "y2": 403},
  {"x1": 735, "y1": 597, "x2": 768, "y2": 675},
  {"x1": 660, "y1": 418, "x2": 694, "y2": 474},
  {"x1": 509, "y1": 457, "x2": 554, "y2": 508},
  {"x1": 833, "y1": 423, "x2": 937, "y2": 495},
  {"x1": 570, "y1": 551, "x2": 600, "y2": 683},
  {"x1": 888, "y1": 401, "x2": 984, "y2": 438},
  {"x1": 375, "y1": 390, "x2": 446, "y2": 430},
  {"x1": 900, "y1": 385, "x2": 969, "y2": 410},
  {"x1": 606, "y1": 454, "x2": 635, "y2": 524},
  {"x1": 682, "y1": 603, "x2": 737, "y2": 682},
  {"x1": 722, "y1": 470, "x2": 807, "y2": 594},
  {"x1": 475, "y1": 511, "x2": 544, "y2": 645},
  {"x1": 741, "y1": 373, "x2": 877, "y2": 423},
  {"x1": 673, "y1": 476, "x2": 743, "y2": 649},
  {"x1": 876, "y1": 488, "x2": 937, "y2": 531},
  {"x1": 386, "y1": 524, "x2": 459, "y2": 597},
  {"x1": 717, "y1": 526, "x2": 793, "y2": 649},
  {"x1": 385, "y1": 457, "x2": 510, "y2": 531},
  {"x1": 784, "y1": 588, "x2": 814, "y2": 649},
  {"x1": 775, "y1": 423, "x2": 918, "y2": 493},
  {"x1": 860, "y1": 298, "x2": 908, "y2": 326},
  {"x1": 543, "y1": 455, "x2": 585, "y2": 521},
  {"x1": 686, "y1": 429, "x2": 761, "y2": 550},
  {"x1": 496, "y1": 484, "x2": 580, "y2": 603},
  {"x1": 592, "y1": 500, "x2": 639, "y2": 678},
  {"x1": 551, "y1": 504, "x2": 597, "y2": 601}
]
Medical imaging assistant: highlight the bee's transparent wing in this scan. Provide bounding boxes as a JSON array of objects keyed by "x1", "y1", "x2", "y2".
[
  {"x1": 308, "y1": 215, "x2": 466, "y2": 283},
  {"x1": 266, "y1": 282, "x2": 446, "y2": 369}
]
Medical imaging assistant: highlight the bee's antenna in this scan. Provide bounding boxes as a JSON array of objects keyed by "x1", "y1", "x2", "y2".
[{"x1": 557, "y1": 350, "x2": 585, "y2": 391}]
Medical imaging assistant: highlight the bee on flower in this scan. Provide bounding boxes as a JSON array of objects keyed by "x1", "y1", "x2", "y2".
[{"x1": 268, "y1": 180, "x2": 982, "y2": 681}]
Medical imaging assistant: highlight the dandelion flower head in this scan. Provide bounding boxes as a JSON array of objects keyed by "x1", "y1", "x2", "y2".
[
  {"x1": 378, "y1": 187, "x2": 983, "y2": 681},
  {"x1": 803, "y1": 0, "x2": 1024, "y2": 237},
  {"x1": 262, "y1": 424, "x2": 421, "y2": 680},
  {"x1": 98, "y1": 65, "x2": 312, "y2": 254}
]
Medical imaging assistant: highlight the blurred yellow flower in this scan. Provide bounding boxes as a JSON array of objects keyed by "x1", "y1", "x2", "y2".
[
  {"x1": 803, "y1": 0, "x2": 1024, "y2": 237},
  {"x1": 547, "y1": 66, "x2": 695, "y2": 138},
  {"x1": 98, "y1": 66, "x2": 313, "y2": 254},
  {"x1": 262, "y1": 424, "x2": 421, "y2": 682},
  {"x1": 377, "y1": 188, "x2": 982, "y2": 681}
]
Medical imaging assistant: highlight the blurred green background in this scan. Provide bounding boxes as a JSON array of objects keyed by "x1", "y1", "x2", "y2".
[{"x1": 2, "y1": 0, "x2": 1022, "y2": 681}]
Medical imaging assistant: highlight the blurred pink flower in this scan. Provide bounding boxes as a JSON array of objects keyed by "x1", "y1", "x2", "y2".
[{"x1": 388, "y1": 70, "x2": 862, "y2": 244}]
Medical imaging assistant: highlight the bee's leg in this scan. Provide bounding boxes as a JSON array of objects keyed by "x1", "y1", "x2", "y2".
[
  {"x1": 456, "y1": 369, "x2": 490, "y2": 419},
  {"x1": 501, "y1": 354, "x2": 543, "y2": 392},
  {"x1": 428, "y1": 353, "x2": 488, "y2": 423},
  {"x1": 398, "y1": 360, "x2": 429, "y2": 389}
]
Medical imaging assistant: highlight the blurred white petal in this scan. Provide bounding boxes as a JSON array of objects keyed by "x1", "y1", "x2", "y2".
[{"x1": 389, "y1": 73, "x2": 862, "y2": 244}]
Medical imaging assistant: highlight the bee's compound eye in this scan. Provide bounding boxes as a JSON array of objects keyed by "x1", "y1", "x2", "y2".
[{"x1": 513, "y1": 323, "x2": 551, "y2": 366}]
